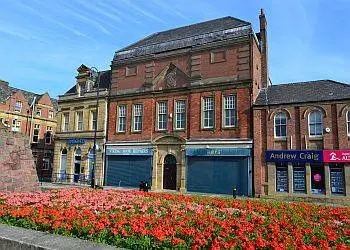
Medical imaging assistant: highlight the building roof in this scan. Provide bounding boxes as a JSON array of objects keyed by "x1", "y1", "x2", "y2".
[
  {"x1": 0, "y1": 80, "x2": 58, "y2": 110},
  {"x1": 254, "y1": 80, "x2": 350, "y2": 106},
  {"x1": 65, "y1": 70, "x2": 111, "y2": 95},
  {"x1": 114, "y1": 16, "x2": 252, "y2": 61}
]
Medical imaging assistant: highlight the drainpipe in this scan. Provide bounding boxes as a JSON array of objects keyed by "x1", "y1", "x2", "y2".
[{"x1": 29, "y1": 96, "x2": 37, "y2": 145}]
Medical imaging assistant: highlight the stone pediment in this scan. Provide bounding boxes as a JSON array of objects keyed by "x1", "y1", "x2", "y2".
[
  {"x1": 153, "y1": 134, "x2": 186, "y2": 145},
  {"x1": 152, "y1": 63, "x2": 190, "y2": 91}
]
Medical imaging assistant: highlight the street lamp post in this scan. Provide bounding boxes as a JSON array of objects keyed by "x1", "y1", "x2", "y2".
[{"x1": 89, "y1": 67, "x2": 100, "y2": 189}]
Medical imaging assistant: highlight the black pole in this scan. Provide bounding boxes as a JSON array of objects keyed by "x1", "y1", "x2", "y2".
[
  {"x1": 91, "y1": 67, "x2": 100, "y2": 189},
  {"x1": 25, "y1": 110, "x2": 29, "y2": 135}
]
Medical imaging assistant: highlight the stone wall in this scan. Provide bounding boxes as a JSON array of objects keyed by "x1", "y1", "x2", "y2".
[{"x1": 0, "y1": 128, "x2": 39, "y2": 192}]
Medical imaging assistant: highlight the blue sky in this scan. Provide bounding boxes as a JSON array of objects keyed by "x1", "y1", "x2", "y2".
[{"x1": 0, "y1": 0, "x2": 349, "y2": 98}]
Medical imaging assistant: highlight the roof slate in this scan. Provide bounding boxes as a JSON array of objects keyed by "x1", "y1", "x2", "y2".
[
  {"x1": 114, "y1": 16, "x2": 252, "y2": 61},
  {"x1": 254, "y1": 80, "x2": 350, "y2": 106}
]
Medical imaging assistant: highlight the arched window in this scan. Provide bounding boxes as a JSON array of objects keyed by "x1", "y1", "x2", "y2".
[
  {"x1": 309, "y1": 111, "x2": 323, "y2": 136},
  {"x1": 59, "y1": 149, "x2": 68, "y2": 180},
  {"x1": 274, "y1": 113, "x2": 287, "y2": 137},
  {"x1": 347, "y1": 110, "x2": 350, "y2": 136}
]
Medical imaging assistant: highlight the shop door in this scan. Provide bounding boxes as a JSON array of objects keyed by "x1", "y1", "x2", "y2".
[{"x1": 163, "y1": 154, "x2": 177, "y2": 190}]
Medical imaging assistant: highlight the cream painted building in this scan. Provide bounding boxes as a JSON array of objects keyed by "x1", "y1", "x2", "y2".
[{"x1": 53, "y1": 65, "x2": 110, "y2": 186}]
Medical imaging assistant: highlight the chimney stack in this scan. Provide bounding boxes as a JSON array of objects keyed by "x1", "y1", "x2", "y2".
[{"x1": 259, "y1": 9, "x2": 269, "y2": 87}]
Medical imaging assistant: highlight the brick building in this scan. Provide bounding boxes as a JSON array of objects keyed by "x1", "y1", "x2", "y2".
[
  {"x1": 105, "y1": 11, "x2": 269, "y2": 195},
  {"x1": 53, "y1": 65, "x2": 110, "y2": 186},
  {"x1": 0, "y1": 79, "x2": 57, "y2": 181},
  {"x1": 254, "y1": 80, "x2": 350, "y2": 199}
]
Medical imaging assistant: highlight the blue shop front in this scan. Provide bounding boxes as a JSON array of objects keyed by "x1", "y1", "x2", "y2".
[
  {"x1": 185, "y1": 147, "x2": 252, "y2": 196},
  {"x1": 105, "y1": 146, "x2": 153, "y2": 188}
]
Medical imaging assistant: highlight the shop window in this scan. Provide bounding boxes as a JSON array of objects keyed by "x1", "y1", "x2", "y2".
[
  {"x1": 14, "y1": 101, "x2": 22, "y2": 112},
  {"x1": 32, "y1": 124, "x2": 40, "y2": 143},
  {"x1": 133, "y1": 104, "x2": 143, "y2": 132},
  {"x1": 274, "y1": 113, "x2": 287, "y2": 138},
  {"x1": 223, "y1": 95, "x2": 236, "y2": 128},
  {"x1": 293, "y1": 163, "x2": 306, "y2": 193},
  {"x1": 157, "y1": 101, "x2": 168, "y2": 130},
  {"x1": 311, "y1": 164, "x2": 325, "y2": 194},
  {"x1": 202, "y1": 97, "x2": 214, "y2": 129},
  {"x1": 118, "y1": 105, "x2": 126, "y2": 132},
  {"x1": 126, "y1": 66, "x2": 137, "y2": 76},
  {"x1": 330, "y1": 164, "x2": 345, "y2": 195},
  {"x1": 175, "y1": 100, "x2": 186, "y2": 130},
  {"x1": 276, "y1": 163, "x2": 288, "y2": 192},
  {"x1": 308, "y1": 111, "x2": 323, "y2": 136}
]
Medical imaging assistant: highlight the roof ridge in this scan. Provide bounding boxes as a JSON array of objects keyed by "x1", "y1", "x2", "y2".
[{"x1": 274, "y1": 79, "x2": 350, "y2": 86}]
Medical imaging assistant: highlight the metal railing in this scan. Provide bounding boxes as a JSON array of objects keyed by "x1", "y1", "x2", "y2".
[{"x1": 52, "y1": 172, "x2": 91, "y2": 185}]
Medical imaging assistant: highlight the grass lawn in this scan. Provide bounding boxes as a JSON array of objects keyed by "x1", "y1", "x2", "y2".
[{"x1": 0, "y1": 188, "x2": 349, "y2": 249}]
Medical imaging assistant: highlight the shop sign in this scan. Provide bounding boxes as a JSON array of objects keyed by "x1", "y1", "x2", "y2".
[
  {"x1": 106, "y1": 148, "x2": 153, "y2": 156},
  {"x1": 185, "y1": 148, "x2": 251, "y2": 157},
  {"x1": 67, "y1": 138, "x2": 85, "y2": 145},
  {"x1": 323, "y1": 150, "x2": 350, "y2": 163},
  {"x1": 265, "y1": 150, "x2": 323, "y2": 163}
]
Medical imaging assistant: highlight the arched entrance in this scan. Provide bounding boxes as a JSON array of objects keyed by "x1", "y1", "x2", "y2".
[
  {"x1": 59, "y1": 148, "x2": 68, "y2": 180},
  {"x1": 74, "y1": 148, "x2": 82, "y2": 183},
  {"x1": 163, "y1": 154, "x2": 177, "y2": 190}
]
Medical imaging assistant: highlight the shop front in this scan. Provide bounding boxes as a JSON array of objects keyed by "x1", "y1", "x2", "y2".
[
  {"x1": 265, "y1": 150, "x2": 349, "y2": 197},
  {"x1": 105, "y1": 146, "x2": 153, "y2": 188},
  {"x1": 186, "y1": 147, "x2": 252, "y2": 196}
]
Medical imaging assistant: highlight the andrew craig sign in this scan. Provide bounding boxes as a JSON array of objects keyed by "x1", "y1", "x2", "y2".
[
  {"x1": 323, "y1": 150, "x2": 350, "y2": 163},
  {"x1": 265, "y1": 150, "x2": 323, "y2": 163}
]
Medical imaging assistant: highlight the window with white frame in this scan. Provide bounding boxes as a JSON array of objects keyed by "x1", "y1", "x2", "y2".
[
  {"x1": 347, "y1": 110, "x2": 350, "y2": 136},
  {"x1": 62, "y1": 113, "x2": 69, "y2": 132},
  {"x1": 14, "y1": 101, "x2": 22, "y2": 112},
  {"x1": 274, "y1": 113, "x2": 287, "y2": 137},
  {"x1": 175, "y1": 100, "x2": 186, "y2": 130},
  {"x1": 32, "y1": 124, "x2": 40, "y2": 143},
  {"x1": 36, "y1": 108, "x2": 41, "y2": 117},
  {"x1": 42, "y1": 158, "x2": 50, "y2": 170},
  {"x1": 45, "y1": 126, "x2": 52, "y2": 144},
  {"x1": 11, "y1": 119, "x2": 21, "y2": 132},
  {"x1": 203, "y1": 97, "x2": 214, "y2": 129},
  {"x1": 158, "y1": 102, "x2": 167, "y2": 130},
  {"x1": 48, "y1": 110, "x2": 54, "y2": 119},
  {"x1": 90, "y1": 110, "x2": 97, "y2": 130},
  {"x1": 76, "y1": 111, "x2": 83, "y2": 131},
  {"x1": 308, "y1": 110, "x2": 323, "y2": 136},
  {"x1": 118, "y1": 105, "x2": 126, "y2": 132},
  {"x1": 133, "y1": 104, "x2": 143, "y2": 132},
  {"x1": 223, "y1": 96, "x2": 236, "y2": 127}
]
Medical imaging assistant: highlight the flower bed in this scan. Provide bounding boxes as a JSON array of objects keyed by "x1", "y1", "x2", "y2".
[{"x1": 0, "y1": 189, "x2": 349, "y2": 249}]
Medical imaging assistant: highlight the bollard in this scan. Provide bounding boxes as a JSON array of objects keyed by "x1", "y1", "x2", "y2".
[{"x1": 232, "y1": 187, "x2": 237, "y2": 199}]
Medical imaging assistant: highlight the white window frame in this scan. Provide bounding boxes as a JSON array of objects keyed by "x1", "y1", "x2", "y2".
[
  {"x1": 118, "y1": 105, "x2": 126, "y2": 132},
  {"x1": 45, "y1": 127, "x2": 52, "y2": 144},
  {"x1": 11, "y1": 119, "x2": 21, "y2": 132},
  {"x1": 274, "y1": 113, "x2": 287, "y2": 138},
  {"x1": 202, "y1": 97, "x2": 214, "y2": 129},
  {"x1": 90, "y1": 110, "x2": 97, "y2": 131},
  {"x1": 14, "y1": 101, "x2": 22, "y2": 112},
  {"x1": 62, "y1": 113, "x2": 69, "y2": 132},
  {"x1": 174, "y1": 100, "x2": 186, "y2": 130},
  {"x1": 308, "y1": 110, "x2": 323, "y2": 137},
  {"x1": 36, "y1": 108, "x2": 41, "y2": 117},
  {"x1": 133, "y1": 104, "x2": 143, "y2": 132},
  {"x1": 76, "y1": 111, "x2": 83, "y2": 131},
  {"x1": 157, "y1": 101, "x2": 168, "y2": 131},
  {"x1": 33, "y1": 124, "x2": 40, "y2": 143},
  {"x1": 42, "y1": 158, "x2": 50, "y2": 170},
  {"x1": 48, "y1": 110, "x2": 54, "y2": 119},
  {"x1": 223, "y1": 95, "x2": 236, "y2": 128},
  {"x1": 347, "y1": 110, "x2": 350, "y2": 136}
]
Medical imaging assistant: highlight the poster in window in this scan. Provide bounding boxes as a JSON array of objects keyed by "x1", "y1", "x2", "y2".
[
  {"x1": 293, "y1": 166, "x2": 306, "y2": 193},
  {"x1": 330, "y1": 167, "x2": 345, "y2": 194},
  {"x1": 311, "y1": 165, "x2": 325, "y2": 194},
  {"x1": 276, "y1": 165, "x2": 288, "y2": 192}
]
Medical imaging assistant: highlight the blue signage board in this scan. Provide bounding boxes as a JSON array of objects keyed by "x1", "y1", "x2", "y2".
[
  {"x1": 67, "y1": 138, "x2": 85, "y2": 145},
  {"x1": 265, "y1": 150, "x2": 323, "y2": 163},
  {"x1": 186, "y1": 148, "x2": 251, "y2": 157},
  {"x1": 106, "y1": 148, "x2": 153, "y2": 156}
]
